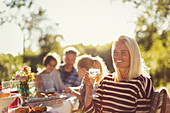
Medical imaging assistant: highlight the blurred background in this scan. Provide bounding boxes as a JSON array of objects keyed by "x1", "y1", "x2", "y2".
[{"x1": 0, "y1": 0, "x2": 170, "y2": 92}]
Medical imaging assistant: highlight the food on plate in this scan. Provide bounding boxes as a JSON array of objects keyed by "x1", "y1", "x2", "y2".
[
  {"x1": 36, "y1": 92, "x2": 46, "y2": 98},
  {"x1": 15, "y1": 106, "x2": 47, "y2": 113},
  {"x1": 29, "y1": 111, "x2": 41, "y2": 113},
  {"x1": 36, "y1": 92, "x2": 57, "y2": 97},
  {"x1": 15, "y1": 106, "x2": 30, "y2": 113},
  {"x1": 47, "y1": 93, "x2": 56, "y2": 97},
  {"x1": 0, "y1": 86, "x2": 11, "y2": 98},
  {"x1": 34, "y1": 106, "x2": 47, "y2": 112}
]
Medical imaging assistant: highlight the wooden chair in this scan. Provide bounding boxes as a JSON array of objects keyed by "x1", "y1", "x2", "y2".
[
  {"x1": 166, "y1": 98, "x2": 170, "y2": 113},
  {"x1": 150, "y1": 87, "x2": 169, "y2": 113}
]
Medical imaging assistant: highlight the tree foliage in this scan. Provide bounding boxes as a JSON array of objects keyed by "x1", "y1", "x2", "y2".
[
  {"x1": 1, "y1": 0, "x2": 170, "y2": 88},
  {"x1": 0, "y1": 0, "x2": 63, "y2": 55},
  {"x1": 0, "y1": 0, "x2": 64, "y2": 78},
  {"x1": 120, "y1": 0, "x2": 170, "y2": 86},
  {"x1": 0, "y1": 54, "x2": 29, "y2": 81},
  {"x1": 68, "y1": 42, "x2": 113, "y2": 73}
]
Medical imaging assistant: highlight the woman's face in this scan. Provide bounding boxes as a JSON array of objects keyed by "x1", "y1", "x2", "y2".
[
  {"x1": 46, "y1": 59, "x2": 57, "y2": 73},
  {"x1": 77, "y1": 66, "x2": 87, "y2": 78},
  {"x1": 113, "y1": 41, "x2": 130, "y2": 70}
]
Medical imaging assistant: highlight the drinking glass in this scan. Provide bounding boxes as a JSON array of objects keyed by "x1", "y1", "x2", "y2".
[
  {"x1": 1, "y1": 81, "x2": 11, "y2": 91},
  {"x1": 9, "y1": 80, "x2": 20, "y2": 108},
  {"x1": 2, "y1": 80, "x2": 20, "y2": 108},
  {"x1": 88, "y1": 68, "x2": 100, "y2": 98},
  {"x1": 45, "y1": 79, "x2": 55, "y2": 95},
  {"x1": 45, "y1": 87, "x2": 55, "y2": 95},
  {"x1": 29, "y1": 81, "x2": 36, "y2": 97}
]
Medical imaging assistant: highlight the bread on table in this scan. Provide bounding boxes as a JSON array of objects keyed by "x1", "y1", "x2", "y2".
[
  {"x1": 15, "y1": 106, "x2": 30, "y2": 113},
  {"x1": 36, "y1": 92, "x2": 46, "y2": 98},
  {"x1": 34, "y1": 106, "x2": 47, "y2": 112},
  {"x1": 15, "y1": 106, "x2": 47, "y2": 113}
]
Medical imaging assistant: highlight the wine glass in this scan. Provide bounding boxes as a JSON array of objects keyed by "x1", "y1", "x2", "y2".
[
  {"x1": 45, "y1": 87, "x2": 55, "y2": 95},
  {"x1": 88, "y1": 68, "x2": 100, "y2": 98},
  {"x1": 9, "y1": 80, "x2": 20, "y2": 108},
  {"x1": 2, "y1": 80, "x2": 20, "y2": 108},
  {"x1": 1, "y1": 81, "x2": 11, "y2": 91},
  {"x1": 45, "y1": 78, "x2": 55, "y2": 95}
]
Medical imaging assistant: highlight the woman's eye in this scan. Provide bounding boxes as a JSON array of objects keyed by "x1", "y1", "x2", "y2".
[
  {"x1": 122, "y1": 52, "x2": 126, "y2": 55},
  {"x1": 114, "y1": 51, "x2": 117, "y2": 54},
  {"x1": 121, "y1": 51, "x2": 127, "y2": 55}
]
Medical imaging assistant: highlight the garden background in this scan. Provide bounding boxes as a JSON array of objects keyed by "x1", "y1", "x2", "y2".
[{"x1": 0, "y1": 0, "x2": 170, "y2": 93}]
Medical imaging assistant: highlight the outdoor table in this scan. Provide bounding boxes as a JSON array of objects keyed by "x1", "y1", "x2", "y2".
[{"x1": 8, "y1": 95, "x2": 79, "y2": 113}]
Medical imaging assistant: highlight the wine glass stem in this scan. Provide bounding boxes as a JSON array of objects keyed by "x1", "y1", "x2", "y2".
[{"x1": 91, "y1": 80, "x2": 96, "y2": 98}]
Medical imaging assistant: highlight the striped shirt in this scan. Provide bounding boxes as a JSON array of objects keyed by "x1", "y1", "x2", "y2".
[{"x1": 83, "y1": 74, "x2": 154, "y2": 113}]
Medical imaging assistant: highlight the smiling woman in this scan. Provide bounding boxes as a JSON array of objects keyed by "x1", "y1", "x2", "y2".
[
  {"x1": 113, "y1": 40, "x2": 130, "y2": 78},
  {"x1": 83, "y1": 35, "x2": 154, "y2": 113},
  {"x1": 112, "y1": 36, "x2": 143, "y2": 81}
]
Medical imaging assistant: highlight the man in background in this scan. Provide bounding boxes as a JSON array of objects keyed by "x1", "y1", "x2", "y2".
[{"x1": 59, "y1": 47, "x2": 82, "y2": 87}]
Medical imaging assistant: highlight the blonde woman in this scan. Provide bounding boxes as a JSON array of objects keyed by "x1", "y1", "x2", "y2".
[
  {"x1": 83, "y1": 36, "x2": 155, "y2": 113},
  {"x1": 64, "y1": 54, "x2": 108, "y2": 110}
]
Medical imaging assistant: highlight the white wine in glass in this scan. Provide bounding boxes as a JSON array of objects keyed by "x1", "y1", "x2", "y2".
[{"x1": 88, "y1": 68, "x2": 100, "y2": 98}]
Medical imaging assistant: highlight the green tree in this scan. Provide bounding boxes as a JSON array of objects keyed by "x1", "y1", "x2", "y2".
[
  {"x1": 0, "y1": 54, "x2": 29, "y2": 81},
  {"x1": 72, "y1": 43, "x2": 113, "y2": 73},
  {"x1": 119, "y1": 0, "x2": 170, "y2": 86},
  {"x1": 0, "y1": 0, "x2": 63, "y2": 55},
  {"x1": 39, "y1": 34, "x2": 63, "y2": 55},
  {"x1": 0, "y1": 0, "x2": 64, "y2": 73}
]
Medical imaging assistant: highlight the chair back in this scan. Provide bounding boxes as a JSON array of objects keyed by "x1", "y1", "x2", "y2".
[
  {"x1": 166, "y1": 97, "x2": 170, "y2": 113},
  {"x1": 150, "y1": 87, "x2": 168, "y2": 113}
]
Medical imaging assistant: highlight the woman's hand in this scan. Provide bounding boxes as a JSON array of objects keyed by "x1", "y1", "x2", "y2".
[
  {"x1": 83, "y1": 72, "x2": 93, "y2": 88},
  {"x1": 84, "y1": 72, "x2": 93, "y2": 108}
]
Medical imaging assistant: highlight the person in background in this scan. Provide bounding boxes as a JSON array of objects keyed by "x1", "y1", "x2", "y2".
[
  {"x1": 35, "y1": 52, "x2": 65, "y2": 93},
  {"x1": 59, "y1": 47, "x2": 82, "y2": 87},
  {"x1": 64, "y1": 54, "x2": 108, "y2": 110},
  {"x1": 83, "y1": 35, "x2": 155, "y2": 113}
]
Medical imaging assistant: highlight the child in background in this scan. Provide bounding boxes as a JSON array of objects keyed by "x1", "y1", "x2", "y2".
[
  {"x1": 64, "y1": 54, "x2": 108, "y2": 110},
  {"x1": 35, "y1": 52, "x2": 65, "y2": 93}
]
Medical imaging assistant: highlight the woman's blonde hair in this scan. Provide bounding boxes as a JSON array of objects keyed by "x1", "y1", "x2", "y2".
[
  {"x1": 76, "y1": 54, "x2": 108, "y2": 85},
  {"x1": 112, "y1": 35, "x2": 150, "y2": 81}
]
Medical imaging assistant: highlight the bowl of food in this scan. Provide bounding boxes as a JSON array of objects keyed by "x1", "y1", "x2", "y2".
[{"x1": 0, "y1": 87, "x2": 20, "y2": 113}]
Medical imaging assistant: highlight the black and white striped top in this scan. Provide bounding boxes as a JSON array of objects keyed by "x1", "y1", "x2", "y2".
[{"x1": 83, "y1": 74, "x2": 154, "y2": 113}]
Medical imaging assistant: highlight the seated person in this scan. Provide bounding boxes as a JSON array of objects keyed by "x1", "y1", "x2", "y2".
[
  {"x1": 59, "y1": 47, "x2": 82, "y2": 87},
  {"x1": 35, "y1": 52, "x2": 65, "y2": 93},
  {"x1": 83, "y1": 35, "x2": 155, "y2": 113},
  {"x1": 65, "y1": 54, "x2": 108, "y2": 110}
]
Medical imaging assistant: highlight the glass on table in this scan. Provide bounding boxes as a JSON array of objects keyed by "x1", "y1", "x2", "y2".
[
  {"x1": 9, "y1": 80, "x2": 20, "y2": 108},
  {"x1": 1, "y1": 80, "x2": 19, "y2": 92},
  {"x1": 45, "y1": 87, "x2": 55, "y2": 96},
  {"x1": 29, "y1": 81, "x2": 36, "y2": 97},
  {"x1": 44, "y1": 78, "x2": 56, "y2": 95},
  {"x1": 1, "y1": 80, "x2": 20, "y2": 108},
  {"x1": 1, "y1": 81, "x2": 11, "y2": 91}
]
